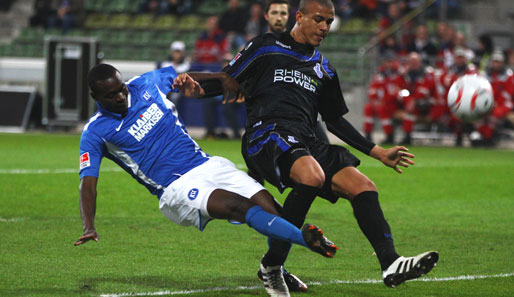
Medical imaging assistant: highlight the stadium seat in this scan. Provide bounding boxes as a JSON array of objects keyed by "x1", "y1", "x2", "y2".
[
  {"x1": 130, "y1": 14, "x2": 155, "y2": 30},
  {"x1": 108, "y1": 13, "x2": 132, "y2": 29},
  {"x1": 154, "y1": 31, "x2": 178, "y2": 47},
  {"x1": 84, "y1": 13, "x2": 111, "y2": 29},
  {"x1": 154, "y1": 15, "x2": 178, "y2": 31},
  {"x1": 17, "y1": 27, "x2": 42, "y2": 43},
  {"x1": 197, "y1": 0, "x2": 226, "y2": 15},
  {"x1": 109, "y1": 30, "x2": 133, "y2": 45}
]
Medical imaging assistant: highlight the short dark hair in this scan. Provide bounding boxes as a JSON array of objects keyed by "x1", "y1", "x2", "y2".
[
  {"x1": 264, "y1": 0, "x2": 290, "y2": 13},
  {"x1": 298, "y1": 0, "x2": 334, "y2": 13},
  {"x1": 87, "y1": 63, "x2": 118, "y2": 94}
]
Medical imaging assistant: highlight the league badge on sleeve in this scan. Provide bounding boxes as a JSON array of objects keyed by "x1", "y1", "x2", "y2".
[
  {"x1": 229, "y1": 53, "x2": 242, "y2": 66},
  {"x1": 80, "y1": 152, "x2": 90, "y2": 170}
]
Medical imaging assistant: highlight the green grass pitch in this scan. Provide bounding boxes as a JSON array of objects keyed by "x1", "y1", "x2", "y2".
[{"x1": 1, "y1": 132, "x2": 513, "y2": 296}]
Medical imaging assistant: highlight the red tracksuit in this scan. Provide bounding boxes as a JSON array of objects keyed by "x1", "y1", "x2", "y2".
[
  {"x1": 396, "y1": 67, "x2": 440, "y2": 133},
  {"x1": 363, "y1": 66, "x2": 401, "y2": 136},
  {"x1": 476, "y1": 67, "x2": 514, "y2": 139}
]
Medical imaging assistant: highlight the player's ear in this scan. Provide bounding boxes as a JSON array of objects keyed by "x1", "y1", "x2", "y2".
[
  {"x1": 295, "y1": 10, "x2": 303, "y2": 24},
  {"x1": 264, "y1": 13, "x2": 269, "y2": 21},
  {"x1": 90, "y1": 92, "x2": 97, "y2": 101}
]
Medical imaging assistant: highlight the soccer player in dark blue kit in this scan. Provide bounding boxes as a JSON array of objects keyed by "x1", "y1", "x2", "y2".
[
  {"x1": 208, "y1": 0, "x2": 439, "y2": 294},
  {"x1": 74, "y1": 63, "x2": 338, "y2": 297}
]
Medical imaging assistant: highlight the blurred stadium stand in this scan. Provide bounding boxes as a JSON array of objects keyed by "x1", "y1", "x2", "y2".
[{"x1": 1, "y1": 0, "x2": 514, "y2": 142}]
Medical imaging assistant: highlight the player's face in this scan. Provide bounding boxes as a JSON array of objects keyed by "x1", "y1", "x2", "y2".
[
  {"x1": 295, "y1": 2, "x2": 334, "y2": 47},
  {"x1": 265, "y1": 3, "x2": 289, "y2": 34},
  {"x1": 92, "y1": 71, "x2": 129, "y2": 114}
]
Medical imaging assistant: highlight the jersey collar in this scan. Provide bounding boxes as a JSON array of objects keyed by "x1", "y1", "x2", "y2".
[
  {"x1": 95, "y1": 101, "x2": 126, "y2": 120},
  {"x1": 282, "y1": 31, "x2": 315, "y2": 54}
]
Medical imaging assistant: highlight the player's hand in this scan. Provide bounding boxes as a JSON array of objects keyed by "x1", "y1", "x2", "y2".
[
  {"x1": 74, "y1": 231, "x2": 99, "y2": 246},
  {"x1": 172, "y1": 73, "x2": 205, "y2": 97},
  {"x1": 220, "y1": 76, "x2": 244, "y2": 104},
  {"x1": 370, "y1": 145, "x2": 415, "y2": 174}
]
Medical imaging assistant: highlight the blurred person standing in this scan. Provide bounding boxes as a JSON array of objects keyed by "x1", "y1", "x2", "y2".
[
  {"x1": 435, "y1": 47, "x2": 477, "y2": 145},
  {"x1": 219, "y1": 0, "x2": 248, "y2": 50},
  {"x1": 364, "y1": 52, "x2": 402, "y2": 144},
  {"x1": 441, "y1": 31, "x2": 473, "y2": 69},
  {"x1": 472, "y1": 34, "x2": 494, "y2": 72},
  {"x1": 47, "y1": 0, "x2": 83, "y2": 33},
  {"x1": 473, "y1": 50, "x2": 514, "y2": 146},
  {"x1": 396, "y1": 52, "x2": 440, "y2": 144},
  {"x1": 157, "y1": 41, "x2": 191, "y2": 105},
  {"x1": 405, "y1": 24, "x2": 438, "y2": 65},
  {"x1": 193, "y1": 15, "x2": 229, "y2": 139},
  {"x1": 245, "y1": 2, "x2": 268, "y2": 41},
  {"x1": 193, "y1": 15, "x2": 229, "y2": 64},
  {"x1": 157, "y1": 41, "x2": 191, "y2": 73}
]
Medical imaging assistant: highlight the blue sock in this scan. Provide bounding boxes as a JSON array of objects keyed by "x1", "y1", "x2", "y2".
[{"x1": 245, "y1": 206, "x2": 307, "y2": 248}]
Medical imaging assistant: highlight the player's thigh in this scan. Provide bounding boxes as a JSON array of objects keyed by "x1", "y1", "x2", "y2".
[
  {"x1": 331, "y1": 166, "x2": 377, "y2": 199},
  {"x1": 160, "y1": 156, "x2": 266, "y2": 229},
  {"x1": 289, "y1": 155, "x2": 325, "y2": 187}
]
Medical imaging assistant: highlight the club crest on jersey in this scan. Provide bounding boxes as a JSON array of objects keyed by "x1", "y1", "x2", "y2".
[
  {"x1": 80, "y1": 152, "x2": 90, "y2": 169},
  {"x1": 142, "y1": 91, "x2": 151, "y2": 101},
  {"x1": 314, "y1": 63, "x2": 323, "y2": 79},
  {"x1": 288, "y1": 136, "x2": 298, "y2": 143},
  {"x1": 127, "y1": 103, "x2": 164, "y2": 142},
  {"x1": 229, "y1": 53, "x2": 242, "y2": 66},
  {"x1": 188, "y1": 188, "x2": 199, "y2": 200}
]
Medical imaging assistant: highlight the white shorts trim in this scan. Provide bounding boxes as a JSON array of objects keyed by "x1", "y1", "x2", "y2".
[{"x1": 159, "y1": 156, "x2": 266, "y2": 230}]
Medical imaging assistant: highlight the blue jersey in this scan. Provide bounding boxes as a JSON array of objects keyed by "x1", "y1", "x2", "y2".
[{"x1": 79, "y1": 66, "x2": 210, "y2": 198}]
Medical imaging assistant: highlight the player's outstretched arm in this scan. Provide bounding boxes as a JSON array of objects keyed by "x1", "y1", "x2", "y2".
[
  {"x1": 326, "y1": 117, "x2": 414, "y2": 174},
  {"x1": 370, "y1": 145, "x2": 415, "y2": 174},
  {"x1": 74, "y1": 176, "x2": 99, "y2": 246},
  {"x1": 178, "y1": 72, "x2": 244, "y2": 103},
  {"x1": 172, "y1": 73, "x2": 205, "y2": 98}
]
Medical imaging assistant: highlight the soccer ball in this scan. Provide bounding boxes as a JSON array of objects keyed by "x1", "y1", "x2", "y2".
[{"x1": 447, "y1": 74, "x2": 494, "y2": 122}]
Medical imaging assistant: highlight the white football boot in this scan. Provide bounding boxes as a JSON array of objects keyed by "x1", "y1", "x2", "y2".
[
  {"x1": 382, "y1": 251, "x2": 439, "y2": 288},
  {"x1": 259, "y1": 263, "x2": 290, "y2": 297}
]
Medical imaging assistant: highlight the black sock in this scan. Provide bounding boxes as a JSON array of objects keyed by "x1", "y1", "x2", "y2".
[
  {"x1": 351, "y1": 191, "x2": 399, "y2": 270},
  {"x1": 261, "y1": 184, "x2": 319, "y2": 267}
]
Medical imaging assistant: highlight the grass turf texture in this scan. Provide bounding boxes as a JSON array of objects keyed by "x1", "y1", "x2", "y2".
[{"x1": 1, "y1": 132, "x2": 513, "y2": 297}]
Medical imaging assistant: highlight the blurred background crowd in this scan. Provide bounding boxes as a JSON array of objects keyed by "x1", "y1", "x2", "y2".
[{"x1": 1, "y1": 0, "x2": 514, "y2": 147}]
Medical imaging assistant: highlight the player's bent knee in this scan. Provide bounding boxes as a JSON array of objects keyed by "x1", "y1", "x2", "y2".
[
  {"x1": 207, "y1": 189, "x2": 256, "y2": 222},
  {"x1": 249, "y1": 190, "x2": 280, "y2": 215}
]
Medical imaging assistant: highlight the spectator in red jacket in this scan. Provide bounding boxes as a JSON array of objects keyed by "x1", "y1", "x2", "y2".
[
  {"x1": 364, "y1": 52, "x2": 402, "y2": 144},
  {"x1": 193, "y1": 15, "x2": 229, "y2": 64},
  {"x1": 474, "y1": 50, "x2": 514, "y2": 145},
  {"x1": 397, "y1": 52, "x2": 440, "y2": 144}
]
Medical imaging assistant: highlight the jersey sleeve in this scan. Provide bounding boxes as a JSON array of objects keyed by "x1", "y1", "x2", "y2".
[
  {"x1": 319, "y1": 70, "x2": 349, "y2": 121},
  {"x1": 141, "y1": 66, "x2": 179, "y2": 95},
  {"x1": 223, "y1": 34, "x2": 269, "y2": 82},
  {"x1": 79, "y1": 129, "x2": 106, "y2": 179}
]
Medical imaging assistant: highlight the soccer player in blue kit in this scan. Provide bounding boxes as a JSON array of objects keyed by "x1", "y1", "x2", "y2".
[{"x1": 74, "y1": 63, "x2": 338, "y2": 297}]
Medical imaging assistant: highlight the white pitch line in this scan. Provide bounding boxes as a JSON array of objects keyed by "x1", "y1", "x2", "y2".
[
  {"x1": 99, "y1": 272, "x2": 514, "y2": 297},
  {"x1": 0, "y1": 217, "x2": 25, "y2": 222},
  {"x1": 1, "y1": 160, "x2": 512, "y2": 175},
  {"x1": 0, "y1": 168, "x2": 123, "y2": 174}
]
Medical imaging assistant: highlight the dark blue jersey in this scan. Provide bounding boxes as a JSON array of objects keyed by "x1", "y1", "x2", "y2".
[{"x1": 223, "y1": 31, "x2": 349, "y2": 127}]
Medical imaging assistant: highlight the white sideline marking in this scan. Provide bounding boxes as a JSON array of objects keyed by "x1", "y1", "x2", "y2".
[
  {"x1": 0, "y1": 160, "x2": 512, "y2": 175},
  {"x1": 0, "y1": 217, "x2": 25, "y2": 222},
  {"x1": 99, "y1": 272, "x2": 514, "y2": 297},
  {"x1": 0, "y1": 168, "x2": 123, "y2": 174}
]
